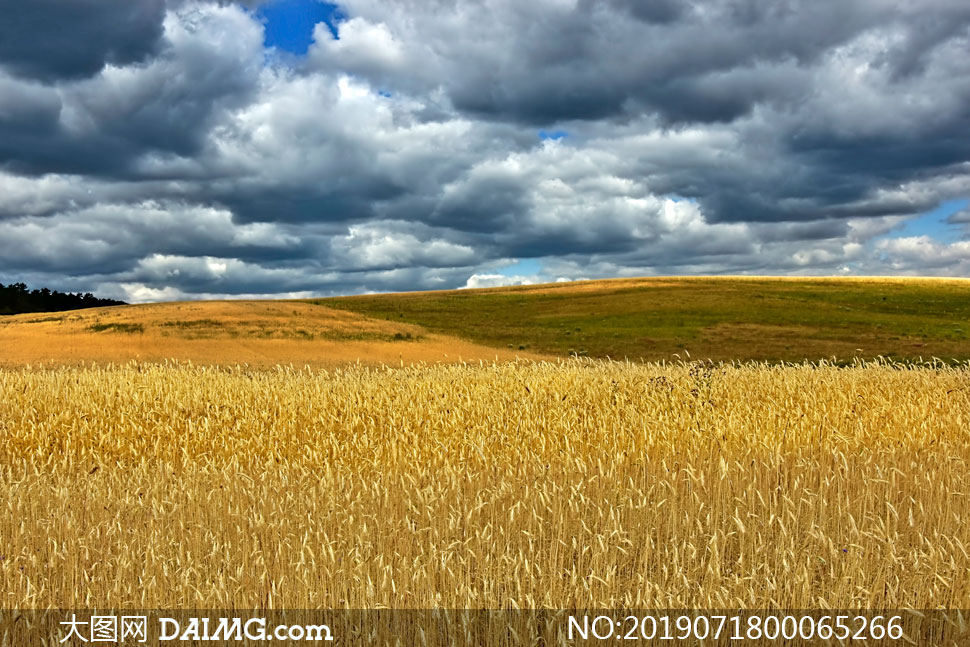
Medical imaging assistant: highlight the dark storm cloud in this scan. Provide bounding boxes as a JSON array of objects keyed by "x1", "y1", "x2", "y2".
[
  {"x1": 603, "y1": 0, "x2": 685, "y2": 25},
  {"x1": 224, "y1": 191, "x2": 379, "y2": 224},
  {"x1": 329, "y1": 0, "x2": 881, "y2": 125},
  {"x1": 0, "y1": 0, "x2": 166, "y2": 82},
  {"x1": 431, "y1": 175, "x2": 530, "y2": 234},
  {"x1": 0, "y1": 201, "x2": 313, "y2": 275},
  {"x1": 948, "y1": 208, "x2": 970, "y2": 225},
  {"x1": 788, "y1": 127, "x2": 970, "y2": 185},
  {"x1": 0, "y1": 2, "x2": 262, "y2": 177}
]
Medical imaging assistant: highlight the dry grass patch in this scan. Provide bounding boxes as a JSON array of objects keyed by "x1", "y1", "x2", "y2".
[{"x1": 0, "y1": 300, "x2": 540, "y2": 367}]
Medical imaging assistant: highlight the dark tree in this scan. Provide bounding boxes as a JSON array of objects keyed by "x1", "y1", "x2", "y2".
[{"x1": 0, "y1": 281, "x2": 126, "y2": 315}]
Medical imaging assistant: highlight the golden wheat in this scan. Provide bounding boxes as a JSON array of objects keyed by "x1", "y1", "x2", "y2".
[{"x1": 1, "y1": 359, "x2": 969, "y2": 610}]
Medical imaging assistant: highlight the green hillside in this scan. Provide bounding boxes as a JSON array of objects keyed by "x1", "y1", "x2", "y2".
[{"x1": 314, "y1": 277, "x2": 970, "y2": 363}]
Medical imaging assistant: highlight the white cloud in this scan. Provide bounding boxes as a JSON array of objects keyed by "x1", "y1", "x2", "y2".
[
  {"x1": 462, "y1": 274, "x2": 538, "y2": 289},
  {"x1": 118, "y1": 283, "x2": 184, "y2": 303},
  {"x1": 330, "y1": 222, "x2": 477, "y2": 270},
  {"x1": 309, "y1": 18, "x2": 406, "y2": 74},
  {"x1": 876, "y1": 236, "x2": 970, "y2": 271}
]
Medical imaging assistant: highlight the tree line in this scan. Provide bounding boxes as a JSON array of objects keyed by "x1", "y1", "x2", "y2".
[{"x1": 0, "y1": 282, "x2": 126, "y2": 315}]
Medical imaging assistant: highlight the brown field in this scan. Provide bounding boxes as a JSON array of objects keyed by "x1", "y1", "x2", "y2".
[
  {"x1": 0, "y1": 300, "x2": 542, "y2": 367},
  {"x1": 3, "y1": 359, "x2": 970, "y2": 614}
]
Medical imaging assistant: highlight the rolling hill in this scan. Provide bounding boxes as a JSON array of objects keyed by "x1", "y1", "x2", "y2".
[
  {"x1": 318, "y1": 276, "x2": 970, "y2": 364},
  {"x1": 3, "y1": 276, "x2": 970, "y2": 366},
  {"x1": 0, "y1": 299, "x2": 541, "y2": 367}
]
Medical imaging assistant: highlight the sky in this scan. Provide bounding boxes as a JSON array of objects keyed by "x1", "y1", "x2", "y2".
[{"x1": 1, "y1": 0, "x2": 969, "y2": 302}]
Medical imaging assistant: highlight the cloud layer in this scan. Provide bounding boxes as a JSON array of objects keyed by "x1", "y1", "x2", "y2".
[{"x1": 1, "y1": 0, "x2": 969, "y2": 301}]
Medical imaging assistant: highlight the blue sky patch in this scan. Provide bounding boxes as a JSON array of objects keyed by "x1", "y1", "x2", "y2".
[
  {"x1": 885, "y1": 198, "x2": 969, "y2": 244},
  {"x1": 498, "y1": 259, "x2": 543, "y2": 277},
  {"x1": 258, "y1": 0, "x2": 343, "y2": 55},
  {"x1": 539, "y1": 130, "x2": 568, "y2": 141}
]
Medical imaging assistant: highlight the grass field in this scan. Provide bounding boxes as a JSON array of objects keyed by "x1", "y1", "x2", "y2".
[
  {"x1": 3, "y1": 359, "x2": 970, "y2": 612},
  {"x1": 0, "y1": 299, "x2": 539, "y2": 367},
  {"x1": 3, "y1": 276, "x2": 969, "y2": 367},
  {"x1": 319, "y1": 276, "x2": 970, "y2": 363}
]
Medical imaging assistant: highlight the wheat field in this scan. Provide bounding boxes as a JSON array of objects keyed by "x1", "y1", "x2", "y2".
[{"x1": 2, "y1": 358, "x2": 970, "y2": 612}]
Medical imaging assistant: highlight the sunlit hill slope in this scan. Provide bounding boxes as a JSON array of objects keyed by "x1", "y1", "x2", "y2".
[{"x1": 3, "y1": 276, "x2": 970, "y2": 366}]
